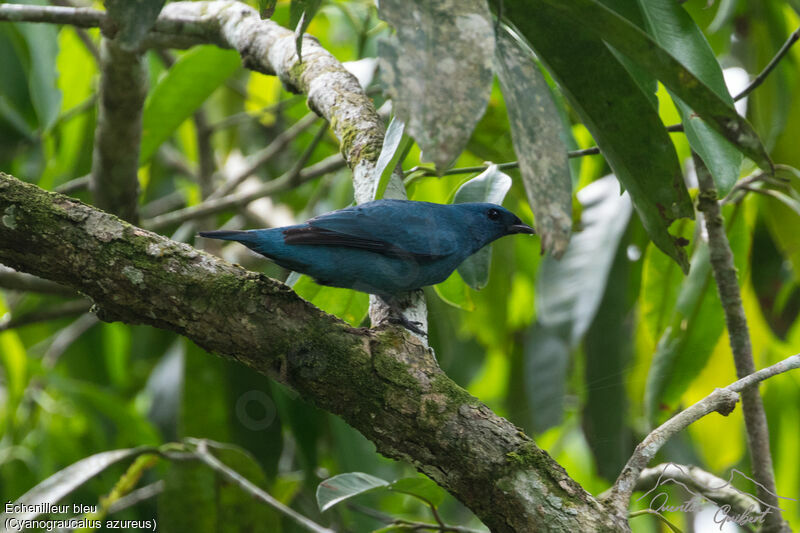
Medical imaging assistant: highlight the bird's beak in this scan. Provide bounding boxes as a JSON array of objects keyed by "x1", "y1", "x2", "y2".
[{"x1": 509, "y1": 223, "x2": 536, "y2": 235}]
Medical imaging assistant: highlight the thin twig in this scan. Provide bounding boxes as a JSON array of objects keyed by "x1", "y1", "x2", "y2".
[
  {"x1": 735, "y1": 26, "x2": 800, "y2": 102},
  {"x1": 42, "y1": 313, "x2": 100, "y2": 367},
  {"x1": 694, "y1": 155, "x2": 790, "y2": 533},
  {"x1": 0, "y1": 3, "x2": 105, "y2": 28},
  {"x1": 144, "y1": 153, "x2": 345, "y2": 230},
  {"x1": 606, "y1": 353, "x2": 800, "y2": 514},
  {"x1": 0, "y1": 299, "x2": 91, "y2": 332},
  {"x1": 0, "y1": 266, "x2": 75, "y2": 296},
  {"x1": 213, "y1": 113, "x2": 320, "y2": 199},
  {"x1": 190, "y1": 439, "x2": 334, "y2": 533},
  {"x1": 49, "y1": 0, "x2": 100, "y2": 60},
  {"x1": 634, "y1": 463, "x2": 762, "y2": 517}
]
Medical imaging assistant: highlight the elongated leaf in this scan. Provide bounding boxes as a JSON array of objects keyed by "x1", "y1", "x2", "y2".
[
  {"x1": 104, "y1": 0, "x2": 167, "y2": 50},
  {"x1": 636, "y1": 0, "x2": 742, "y2": 194},
  {"x1": 373, "y1": 117, "x2": 413, "y2": 200},
  {"x1": 159, "y1": 445, "x2": 280, "y2": 533},
  {"x1": 0, "y1": 447, "x2": 154, "y2": 523},
  {"x1": 433, "y1": 270, "x2": 476, "y2": 311},
  {"x1": 316, "y1": 472, "x2": 389, "y2": 512},
  {"x1": 536, "y1": 0, "x2": 771, "y2": 171},
  {"x1": 503, "y1": 0, "x2": 693, "y2": 272},
  {"x1": 377, "y1": 0, "x2": 495, "y2": 172},
  {"x1": 140, "y1": 46, "x2": 240, "y2": 165},
  {"x1": 290, "y1": 0, "x2": 322, "y2": 61},
  {"x1": 582, "y1": 234, "x2": 634, "y2": 480},
  {"x1": 495, "y1": 26, "x2": 571, "y2": 257},
  {"x1": 390, "y1": 477, "x2": 446, "y2": 507},
  {"x1": 645, "y1": 203, "x2": 750, "y2": 423},
  {"x1": 523, "y1": 323, "x2": 570, "y2": 433},
  {"x1": 453, "y1": 165, "x2": 513, "y2": 290},
  {"x1": 537, "y1": 176, "x2": 633, "y2": 344},
  {"x1": 288, "y1": 273, "x2": 369, "y2": 326},
  {"x1": 259, "y1": 0, "x2": 278, "y2": 19},
  {"x1": 15, "y1": 0, "x2": 61, "y2": 132}
]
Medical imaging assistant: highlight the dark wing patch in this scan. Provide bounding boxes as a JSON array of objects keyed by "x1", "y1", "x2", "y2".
[{"x1": 282, "y1": 226, "x2": 445, "y2": 261}]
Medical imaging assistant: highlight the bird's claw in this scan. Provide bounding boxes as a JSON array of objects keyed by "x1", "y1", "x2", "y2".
[{"x1": 388, "y1": 315, "x2": 427, "y2": 337}]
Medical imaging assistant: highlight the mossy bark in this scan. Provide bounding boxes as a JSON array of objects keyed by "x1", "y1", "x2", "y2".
[{"x1": 0, "y1": 173, "x2": 627, "y2": 532}]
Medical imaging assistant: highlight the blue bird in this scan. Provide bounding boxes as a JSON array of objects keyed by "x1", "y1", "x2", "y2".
[{"x1": 199, "y1": 199, "x2": 535, "y2": 332}]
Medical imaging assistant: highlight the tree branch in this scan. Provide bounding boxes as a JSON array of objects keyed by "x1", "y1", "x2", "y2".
[
  {"x1": 0, "y1": 172, "x2": 627, "y2": 532},
  {"x1": 605, "y1": 352, "x2": 800, "y2": 517},
  {"x1": 634, "y1": 463, "x2": 762, "y2": 517},
  {"x1": 90, "y1": 38, "x2": 147, "y2": 223},
  {"x1": 694, "y1": 155, "x2": 790, "y2": 533},
  {"x1": 0, "y1": 0, "x2": 426, "y2": 331}
]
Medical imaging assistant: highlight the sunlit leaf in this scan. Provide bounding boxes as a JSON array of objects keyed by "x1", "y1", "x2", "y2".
[
  {"x1": 495, "y1": 26, "x2": 571, "y2": 257},
  {"x1": 536, "y1": 0, "x2": 771, "y2": 171},
  {"x1": 288, "y1": 274, "x2": 369, "y2": 326},
  {"x1": 645, "y1": 203, "x2": 750, "y2": 423},
  {"x1": 372, "y1": 116, "x2": 412, "y2": 200},
  {"x1": 433, "y1": 270, "x2": 476, "y2": 311},
  {"x1": 637, "y1": 0, "x2": 742, "y2": 194},
  {"x1": 377, "y1": 0, "x2": 495, "y2": 172},
  {"x1": 453, "y1": 164, "x2": 513, "y2": 290},
  {"x1": 316, "y1": 472, "x2": 389, "y2": 512},
  {"x1": 390, "y1": 476, "x2": 446, "y2": 507},
  {"x1": 140, "y1": 46, "x2": 240, "y2": 165}
]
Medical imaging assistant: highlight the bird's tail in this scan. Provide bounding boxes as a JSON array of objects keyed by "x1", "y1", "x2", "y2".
[{"x1": 197, "y1": 230, "x2": 255, "y2": 243}]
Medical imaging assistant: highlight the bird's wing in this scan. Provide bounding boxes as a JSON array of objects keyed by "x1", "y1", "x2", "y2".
[{"x1": 283, "y1": 201, "x2": 459, "y2": 260}]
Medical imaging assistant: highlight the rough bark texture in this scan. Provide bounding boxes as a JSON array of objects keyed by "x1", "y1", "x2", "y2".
[
  {"x1": 90, "y1": 38, "x2": 147, "y2": 223},
  {"x1": 0, "y1": 173, "x2": 627, "y2": 532},
  {"x1": 695, "y1": 156, "x2": 790, "y2": 533}
]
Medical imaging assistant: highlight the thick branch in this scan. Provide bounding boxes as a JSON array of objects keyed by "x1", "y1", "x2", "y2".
[
  {"x1": 694, "y1": 155, "x2": 789, "y2": 533},
  {"x1": 606, "y1": 351, "x2": 800, "y2": 516},
  {"x1": 90, "y1": 39, "x2": 147, "y2": 223},
  {"x1": 0, "y1": 173, "x2": 627, "y2": 532},
  {"x1": 0, "y1": 0, "x2": 425, "y2": 330}
]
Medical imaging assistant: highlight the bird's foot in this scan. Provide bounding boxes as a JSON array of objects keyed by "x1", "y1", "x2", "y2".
[{"x1": 387, "y1": 315, "x2": 427, "y2": 337}]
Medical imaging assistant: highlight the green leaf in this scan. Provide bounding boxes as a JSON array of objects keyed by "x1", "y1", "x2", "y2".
[
  {"x1": 160, "y1": 444, "x2": 280, "y2": 533},
  {"x1": 104, "y1": 0, "x2": 167, "y2": 50},
  {"x1": 503, "y1": 0, "x2": 693, "y2": 273},
  {"x1": 288, "y1": 273, "x2": 369, "y2": 326},
  {"x1": 0, "y1": 447, "x2": 154, "y2": 523},
  {"x1": 15, "y1": 2, "x2": 61, "y2": 132},
  {"x1": 372, "y1": 117, "x2": 413, "y2": 200},
  {"x1": 582, "y1": 228, "x2": 635, "y2": 480},
  {"x1": 140, "y1": 46, "x2": 240, "y2": 165},
  {"x1": 259, "y1": 0, "x2": 278, "y2": 19},
  {"x1": 453, "y1": 164, "x2": 512, "y2": 290},
  {"x1": 523, "y1": 322, "x2": 570, "y2": 433},
  {"x1": 645, "y1": 203, "x2": 750, "y2": 423},
  {"x1": 495, "y1": 26, "x2": 572, "y2": 257},
  {"x1": 536, "y1": 0, "x2": 771, "y2": 171},
  {"x1": 389, "y1": 477, "x2": 446, "y2": 508},
  {"x1": 536, "y1": 176, "x2": 633, "y2": 344},
  {"x1": 377, "y1": 0, "x2": 495, "y2": 172},
  {"x1": 636, "y1": 0, "x2": 742, "y2": 194},
  {"x1": 316, "y1": 472, "x2": 390, "y2": 512},
  {"x1": 433, "y1": 270, "x2": 476, "y2": 311},
  {"x1": 290, "y1": 0, "x2": 322, "y2": 61}
]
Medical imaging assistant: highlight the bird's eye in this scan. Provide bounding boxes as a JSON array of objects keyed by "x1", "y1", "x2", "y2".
[{"x1": 487, "y1": 208, "x2": 500, "y2": 221}]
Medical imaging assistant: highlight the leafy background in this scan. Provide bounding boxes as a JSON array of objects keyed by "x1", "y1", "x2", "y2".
[{"x1": 0, "y1": 0, "x2": 799, "y2": 531}]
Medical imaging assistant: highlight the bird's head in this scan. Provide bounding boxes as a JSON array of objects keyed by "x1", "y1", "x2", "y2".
[{"x1": 453, "y1": 203, "x2": 536, "y2": 248}]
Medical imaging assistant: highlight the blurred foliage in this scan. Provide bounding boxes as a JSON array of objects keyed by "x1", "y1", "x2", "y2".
[{"x1": 1, "y1": 0, "x2": 799, "y2": 532}]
